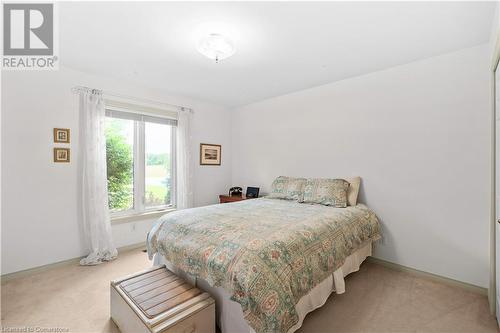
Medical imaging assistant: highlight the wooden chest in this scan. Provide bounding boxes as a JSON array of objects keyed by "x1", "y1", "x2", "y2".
[{"x1": 111, "y1": 265, "x2": 215, "y2": 333}]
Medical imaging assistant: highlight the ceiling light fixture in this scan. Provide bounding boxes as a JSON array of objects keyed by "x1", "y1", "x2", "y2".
[{"x1": 197, "y1": 33, "x2": 235, "y2": 63}]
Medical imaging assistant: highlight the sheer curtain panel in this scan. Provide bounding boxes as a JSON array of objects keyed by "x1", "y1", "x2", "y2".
[
  {"x1": 176, "y1": 108, "x2": 194, "y2": 209},
  {"x1": 76, "y1": 87, "x2": 118, "y2": 265}
]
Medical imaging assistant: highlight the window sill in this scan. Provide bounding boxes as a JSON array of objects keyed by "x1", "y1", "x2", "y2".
[{"x1": 111, "y1": 208, "x2": 175, "y2": 225}]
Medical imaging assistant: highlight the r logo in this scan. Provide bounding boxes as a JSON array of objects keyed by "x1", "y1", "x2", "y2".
[{"x1": 3, "y1": 3, "x2": 53, "y2": 56}]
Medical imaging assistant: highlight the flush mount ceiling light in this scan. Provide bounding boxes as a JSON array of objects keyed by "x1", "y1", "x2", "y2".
[{"x1": 197, "y1": 33, "x2": 235, "y2": 63}]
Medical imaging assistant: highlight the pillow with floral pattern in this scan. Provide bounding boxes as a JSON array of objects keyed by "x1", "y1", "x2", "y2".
[
  {"x1": 268, "y1": 176, "x2": 307, "y2": 201},
  {"x1": 301, "y1": 178, "x2": 350, "y2": 207}
]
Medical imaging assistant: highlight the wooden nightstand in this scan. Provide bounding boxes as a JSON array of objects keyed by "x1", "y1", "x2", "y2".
[{"x1": 219, "y1": 195, "x2": 248, "y2": 203}]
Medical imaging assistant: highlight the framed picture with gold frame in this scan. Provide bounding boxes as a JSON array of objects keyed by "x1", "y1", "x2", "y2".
[
  {"x1": 54, "y1": 148, "x2": 70, "y2": 163},
  {"x1": 200, "y1": 143, "x2": 221, "y2": 165},
  {"x1": 54, "y1": 128, "x2": 70, "y2": 143}
]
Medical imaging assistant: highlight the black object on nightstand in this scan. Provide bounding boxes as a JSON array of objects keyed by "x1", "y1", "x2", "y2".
[
  {"x1": 229, "y1": 187, "x2": 243, "y2": 196},
  {"x1": 246, "y1": 187, "x2": 260, "y2": 198}
]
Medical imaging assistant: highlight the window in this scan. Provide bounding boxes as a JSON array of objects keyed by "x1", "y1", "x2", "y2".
[
  {"x1": 105, "y1": 108, "x2": 176, "y2": 216},
  {"x1": 105, "y1": 117, "x2": 135, "y2": 212}
]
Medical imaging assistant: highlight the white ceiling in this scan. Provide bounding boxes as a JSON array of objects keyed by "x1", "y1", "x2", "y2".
[{"x1": 60, "y1": 2, "x2": 495, "y2": 107}]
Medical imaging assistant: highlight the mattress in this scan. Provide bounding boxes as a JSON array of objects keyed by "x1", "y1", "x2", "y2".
[
  {"x1": 147, "y1": 198, "x2": 380, "y2": 333},
  {"x1": 154, "y1": 240, "x2": 373, "y2": 333}
]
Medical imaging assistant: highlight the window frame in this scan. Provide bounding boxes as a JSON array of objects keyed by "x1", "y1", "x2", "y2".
[{"x1": 105, "y1": 107, "x2": 177, "y2": 219}]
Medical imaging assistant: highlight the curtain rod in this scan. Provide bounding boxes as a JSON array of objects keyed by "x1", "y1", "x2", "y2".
[{"x1": 71, "y1": 86, "x2": 193, "y2": 113}]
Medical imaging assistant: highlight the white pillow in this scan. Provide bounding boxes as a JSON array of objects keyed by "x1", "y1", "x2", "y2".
[{"x1": 345, "y1": 177, "x2": 361, "y2": 206}]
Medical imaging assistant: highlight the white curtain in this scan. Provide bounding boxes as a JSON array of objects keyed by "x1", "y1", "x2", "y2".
[
  {"x1": 77, "y1": 87, "x2": 118, "y2": 265},
  {"x1": 176, "y1": 108, "x2": 194, "y2": 209}
]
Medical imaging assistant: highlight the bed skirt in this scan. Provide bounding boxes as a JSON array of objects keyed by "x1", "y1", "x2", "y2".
[{"x1": 153, "y1": 241, "x2": 372, "y2": 333}]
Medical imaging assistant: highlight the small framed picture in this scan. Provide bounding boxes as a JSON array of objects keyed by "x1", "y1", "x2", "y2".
[
  {"x1": 200, "y1": 143, "x2": 221, "y2": 165},
  {"x1": 246, "y1": 187, "x2": 260, "y2": 198},
  {"x1": 54, "y1": 148, "x2": 70, "y2": 163},
  {"x1": 54, "y1": 128, "x2": 70, "y2": 143}
]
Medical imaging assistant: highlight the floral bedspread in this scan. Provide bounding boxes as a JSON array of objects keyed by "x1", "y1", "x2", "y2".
[{"x1": 147, "y1": 198, "x2": 380, "y2": 333}]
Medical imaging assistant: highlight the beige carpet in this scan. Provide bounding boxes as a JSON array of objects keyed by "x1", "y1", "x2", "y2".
[{"x1": 1, "y1": 248, "x2": 498, "y2": 333}]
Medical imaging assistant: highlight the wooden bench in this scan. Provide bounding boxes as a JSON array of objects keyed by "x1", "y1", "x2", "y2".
[{"x1": 111, "y1": 265, "x2": 215, "y2": 333}]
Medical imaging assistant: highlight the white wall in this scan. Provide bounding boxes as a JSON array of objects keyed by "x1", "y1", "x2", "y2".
[
  {"x1": 1, "y1": 66, "x2": 232, "y2": 274},
  {"x1": 231, "y1": 44, "x2": 491, "y2": 287},
  {"x1": 489, "y1": 1, "x2": 499, "y2": 310},
  {"x1": 490, "y1": 1, "x2": 500, "y2": 58}
]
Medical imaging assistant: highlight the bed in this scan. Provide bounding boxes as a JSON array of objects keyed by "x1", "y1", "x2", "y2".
[{"x1": 147, "y1": 197, "x2": 380, "y2": 333}]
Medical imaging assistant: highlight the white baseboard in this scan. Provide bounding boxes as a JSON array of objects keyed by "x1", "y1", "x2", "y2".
[
  {"x1": 1, "y1": 242, "x2": 146, "y2": 282},
  {"x1": 368, "y1": 256, "x2": 487, "y2": 295}
]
